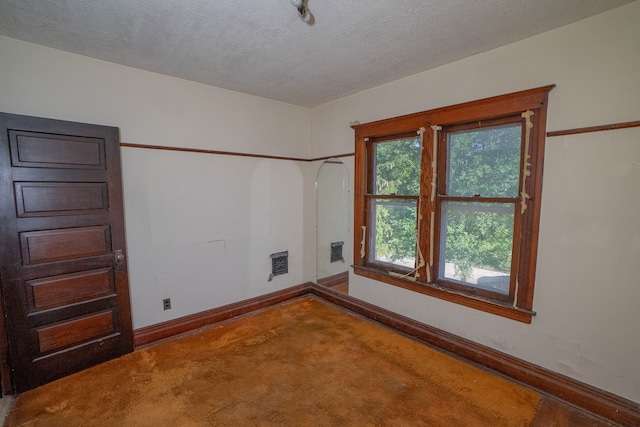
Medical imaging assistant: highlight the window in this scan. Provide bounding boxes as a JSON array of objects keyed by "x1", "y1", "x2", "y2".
[
  {"x1": 368, "y1": 133, "x2": 421, "y2": 270},
  {"x1": 352, "y1": 86, "x2": 554, "y2": 322}
]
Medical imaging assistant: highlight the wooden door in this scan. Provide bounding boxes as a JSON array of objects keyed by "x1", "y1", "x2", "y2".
[{"x1": 0, "y1": 112, "x2": 133, "y2": 393}]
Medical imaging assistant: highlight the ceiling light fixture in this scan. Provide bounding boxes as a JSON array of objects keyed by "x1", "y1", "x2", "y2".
[{"x1": 291, "y1": 0, "x2": 312, "y2": 23}]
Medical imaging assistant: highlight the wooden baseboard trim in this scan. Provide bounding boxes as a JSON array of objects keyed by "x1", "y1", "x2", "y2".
[
  {"x1": 133, "y1": 283, "x2": 311, "y2": 347},
  {"x1": 133, "y1": 282, "x2": 638, "y2": 425},
  {"x1": 308, "y1": 284, "x2": 640, "y2": 426},
  {"x1": 317, "y1": 271, "x2": 349, "y2": 288}
]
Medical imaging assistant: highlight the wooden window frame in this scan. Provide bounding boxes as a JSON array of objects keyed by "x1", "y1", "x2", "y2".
[{"x1": 352, "y1": 85, "x2": 554, "y2": 323}]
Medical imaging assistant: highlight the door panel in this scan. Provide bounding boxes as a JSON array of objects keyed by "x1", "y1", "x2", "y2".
[
  {"x1": 15, "y1": 182, "x2": 109, "y2": 217},
  {"x1": 0, "y1": 112, "x2": 133, "y2": 393},
  {"x1": 26, "y1": 267, "x2": 115, "y2": 312},
  {"x1": 36, "y1": 310, "x2": 116, "y2": 354},
  {"x1": 20, "y1": 226, "x2": 112, "y2": 264},
  {"x1": 9, "y1": 130, "x2": 106, "y2": 169}
]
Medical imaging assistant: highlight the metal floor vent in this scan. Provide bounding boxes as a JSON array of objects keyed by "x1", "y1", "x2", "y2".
[
  {"x1": 331, "y1": 241, "x2": 344, "y2": 263},
  {"x1": 268, "y1": 251, "x2": 288, "y2": 281}
]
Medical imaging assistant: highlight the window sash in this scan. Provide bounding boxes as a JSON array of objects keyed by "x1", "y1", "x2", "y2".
[
  {"x1": 432, "y1": 115, "x2": 526, "y2": 302},
  {"x1": 368, "y1": 133, "x2": 422, "y2": 197},
  {"x1": 365, "y1": 195, "x2": 419, "y2": 272},
  {"x1": 436, "y1": 201, "x2": 517, "y2": 303},
  {"x1": 445, "y1": 122, "x2": 523, "y2": 199}
]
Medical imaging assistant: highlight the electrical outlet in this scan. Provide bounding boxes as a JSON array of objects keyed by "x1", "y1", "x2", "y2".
[{"x1": 163, "y1": 298, "x2": 171, "y2": 310}]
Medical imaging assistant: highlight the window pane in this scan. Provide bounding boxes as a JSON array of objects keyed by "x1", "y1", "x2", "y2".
[
  {"x1": 439, "y1": 202, "x2": 514, "y2": 294},
  {"x1": 447, "y1": 123, "x2": 521, "y2": 198},
  {"x1": 371, "y1": 198, "x2": 417, "y2": 268},
  {"x1": 373, "y1": 136, "x2": 421, "y2": 196}
]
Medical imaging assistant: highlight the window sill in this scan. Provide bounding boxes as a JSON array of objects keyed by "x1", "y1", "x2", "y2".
[{"x1": 352, "y1": 265, "x2": 535, "y2": 323}]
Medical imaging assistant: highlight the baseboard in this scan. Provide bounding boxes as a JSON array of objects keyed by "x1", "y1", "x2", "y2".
[
  {"x1": 133, "y1": 283, "x2": 310, "y2": 348},
  {"x1": 309, "y1": 284, "x2": 640, "y2": 427},
  {"x1": 316, "y1": 271, "x2": 349, "y2": 288},
  {"x1": 132, "y1": 282, "x2": 639, "y2": 426}
]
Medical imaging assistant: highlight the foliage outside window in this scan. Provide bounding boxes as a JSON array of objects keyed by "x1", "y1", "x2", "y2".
[{"x1": 353, "y1": 86, "x2": 554, "y2": 322}]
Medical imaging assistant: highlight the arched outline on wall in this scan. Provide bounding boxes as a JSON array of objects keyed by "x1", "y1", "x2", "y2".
[{"x1": 315, "y1": 158, "x2": 351, "y2": 287}]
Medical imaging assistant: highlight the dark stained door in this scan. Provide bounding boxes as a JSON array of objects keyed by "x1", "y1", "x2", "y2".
[{"x1": 0, "y1": 112, "x2": 133, "y2": 393}]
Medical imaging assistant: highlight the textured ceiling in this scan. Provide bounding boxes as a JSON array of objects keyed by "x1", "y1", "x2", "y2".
[{"x1": 0, "y1": 0, "x2": 633, "y2": 107}]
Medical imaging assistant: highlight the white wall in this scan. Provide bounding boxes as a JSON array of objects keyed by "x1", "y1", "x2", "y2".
[
  {"x1": 121, "y1": 148, "x2": 306, "y2": 328},
  {"x1": 316, "y1": 161, "x2": 351, "y2": 280},
  {"x1": 310, "y1": 2, "x2": 640, "y2": 403},
  {"x1": 0, "y1": 35, "x2": 311, "y2": 329}
]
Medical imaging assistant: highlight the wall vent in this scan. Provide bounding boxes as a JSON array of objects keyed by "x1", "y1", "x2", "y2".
[
  {"x1": 268, "y1": 251, "x2": 288, "y2": 281},
  {"x1": 331, "y1": 241, "x2": 344, "y2": 263}
]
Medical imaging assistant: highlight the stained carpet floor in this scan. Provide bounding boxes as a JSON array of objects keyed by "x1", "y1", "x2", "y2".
[{"x1": 5, "y1": 297, "x2": 612, "y2": 426}]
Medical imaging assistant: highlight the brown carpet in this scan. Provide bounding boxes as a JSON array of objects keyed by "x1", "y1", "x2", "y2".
[{"x1": 5, "y1": 297, "x2": 611, "y2": 426}]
